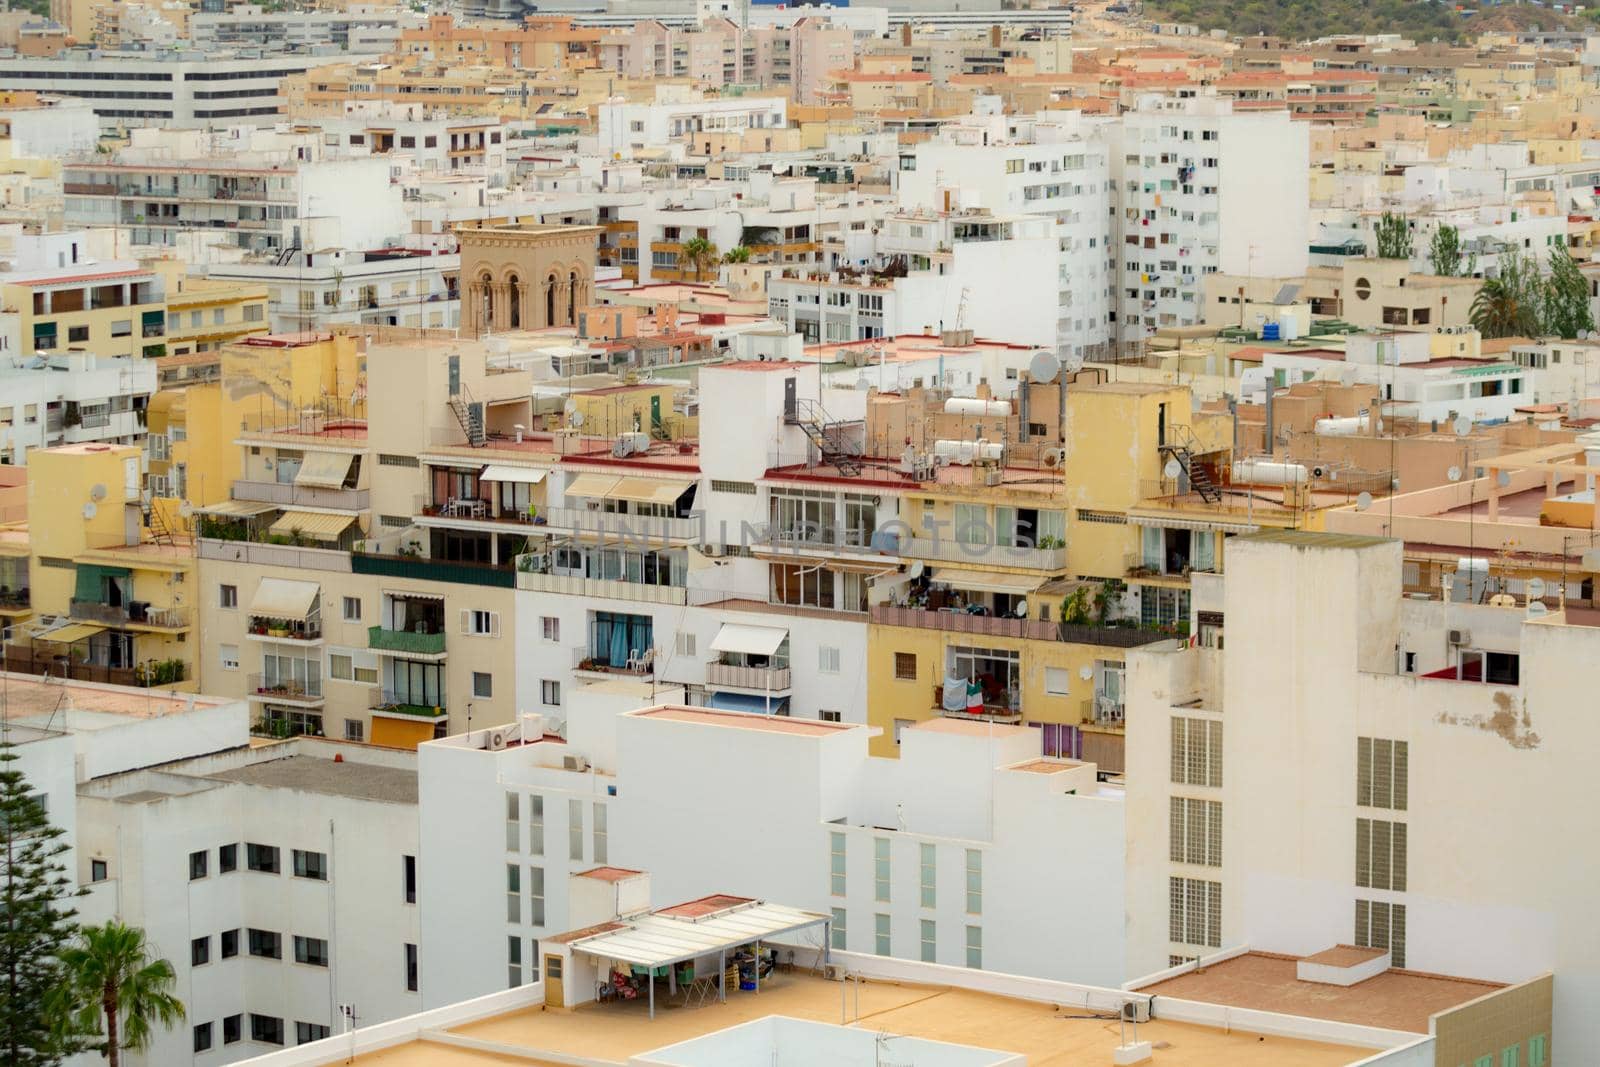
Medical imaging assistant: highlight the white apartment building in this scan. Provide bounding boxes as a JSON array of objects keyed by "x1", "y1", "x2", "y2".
[
  {"x1": 189, "y1": 7, "x2": 415, "y2": 52},
  {"x1": 0, "y1": 352, "x2": 156, "y2": 465},
  {"x1": 898, "y1": 106, "x2": 1113, "y2": 360},
  {"x1": 205, "y1": 245, "x2": 461, "y2": 333},
  {"x1": 1107, "y1": 95, "x2": 1310, "y2": 358},
  {"x1": 1123, "y1": 529, "x2": 1600, "y2": 1057},
  {"x1": 596, "y1": 86, "x2": 788, "y2": 161},
  {"x1": 770, "y1": 207, "x2": 1060, "y2": 345},
  {"x1": 0, "y1": 52, "x2": 353, "y2": 129}
]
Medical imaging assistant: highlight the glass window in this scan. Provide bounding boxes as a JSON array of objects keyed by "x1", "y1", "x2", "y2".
[
  {"x1": 293, "y1": 936, "x2": 329, "y2": 967},
  {"x1": 568, "y1": 798, "x2": 583, "y2": 861},
  {"x1": 874, "y1": 838, "x2": 890, "y2": 902},
  {"x1": 246, "y1": 843, "x2": 279, "y2": 873},
  {"x1": 830, "y1": 908, "x2": 847, "y2": 950},
  {"x1": 506, "y1": 792, "x2": 520, "y2": 851},
  {"x1": 189, "y1": 849, "x2": 208, "y2": 880},
  {"x1": 292, "y1": 849, "x2": 328, "y2": 881},
  {"x1": 829, "y1": 832, "x2": 846, "y2": 896},
  {"x1": 919, "y1": 843, "x2": 936, "y2": 908},
  {"x1": 506, "y1": 863, "x2": 520, "y2": 923},
  {"x1": 965, "y1": 925, "x2": 982, "y2": 968},
  {"x1": 874, "y1": 913, "x2": 891, "y2": 956},
  {"x1": 965, "y1": 850, "x2": 982, "y2": 914}
]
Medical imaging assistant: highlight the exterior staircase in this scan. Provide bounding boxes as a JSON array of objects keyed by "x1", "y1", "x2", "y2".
[
  {"x1": 448, "y1": 382, "x2": 486, "y2": 447},
  {"x1": 1159, "y1": 424, "x2": 1221, "y2": 503},
  {"x1": 785, "y1": 398, "x2": 860, "y2": 477}
]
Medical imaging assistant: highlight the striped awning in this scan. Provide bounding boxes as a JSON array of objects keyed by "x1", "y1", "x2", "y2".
[
  {"x1": 249, "y1": 578, "x2": 320, "y2": 621},
  {"x1": 564, "y1": 473, "x2": 620, "y2": 499},
  {"x1": 1127, "y1": 514, "x2": 1261, "y2": 535},
  {"x1": 930, "y1": 568, "x2": 1042, "y2": 595},
  {"x1": 609, "y1": 477, "x2": 693, "y2": 505},
  {"x1": 294, "y1": 451, "x2": 355, "y2": 489},
  {"x1": 268, "y1": 511, "x2": 355, "y2": 541},
  {"x1": 195, "y1": 499, "x2": 276, "y2": 518}
]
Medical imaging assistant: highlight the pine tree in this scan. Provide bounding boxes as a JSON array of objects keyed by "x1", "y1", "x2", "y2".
[
  {"x1": 1543, "y1": 246, "x2": 1595, "y2": 341},
  {"x1": 0, "y1": 740, "x2": 83, "y2": 1066},
  {"x1": 1428, "y1": 224, "x2": 1463, "y2": 277},
  {"x1": 1374, "y1": 212, "x2": 1413, "y2": 261}
]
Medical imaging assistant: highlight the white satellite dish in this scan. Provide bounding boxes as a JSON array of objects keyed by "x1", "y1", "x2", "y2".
[
  {"x1": 178, "y1": 502, "x2": 194, "y2": 518},
  {"x1": 81, "y1": 502, "x2": 97, "y2": 520},
  {"x1": 1014, "y1": 598, "x2": 1029, "y2": 618},
  {"x1": 1527, "y1": 601, "x2": 1549, "y2": 617},
  {"x1": 1356, "y1": 492, "x2": 1373, "y2": 511},
  {"x1": 89, "y1": 483, "x2": 107, "y2": 501},
  {"x1": 569, "y1": 409, "x2": 585, "y2": 428},
  {"x1": 1163, "y1": 458, "x2": 1183, "y2": 480},
  {"x1": 1028, "y1": 351, "x2": 1061, "y2": 385},
  {"x1": 1446, "y1": 465, "x2": 1462, "y2": 483},
  {"x1": 905, "y1": 560, "x2": 926, "y2": 581},
  {"x1": 1453, "y1": 416, "x2": 1471, "y2": 436},
  {"x1": 1527, "y1": 577, "x2": 1546, "y2": 600},
  {"x1": 1078, "y1": 665, "x2": 1094, "y2": 680}
]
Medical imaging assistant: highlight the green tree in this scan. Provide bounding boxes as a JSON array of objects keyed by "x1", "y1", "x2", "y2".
[
  {"x1": 722, "y1": 245, "x2": 751, "y2": 264},
  {"x1": 1542, "y1": 245, "x2": 1595, "y2": 340},
  {"x1": 0, "y1": 743, "x2": 82, "y2": 1066},
  {"x1": 681, "y1": 236, "x2": 718, "y2": 282},
  {"x1": 1468, "y1": 252, "x2": 1545, "y2": 340},
  {"x1": 1374, "y1": 212, "x2": 1413, "y2": 260},
  {"x1": 51, "y1": 922, "x2": 185, "y2": 1067},
  {"x1": 1428, "y1": 224, "x2": 1463, "y2": 276}
]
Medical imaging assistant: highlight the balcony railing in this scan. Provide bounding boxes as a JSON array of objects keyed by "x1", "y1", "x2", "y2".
[
  {"x1": 368, "y1": 625, "x2": 447, "y2": 657},
  {"x1": 706, "y1": 662, "x2": 792, "y2": 692},
  {"x1": 1083, "y1": 695, "x2": 1125, "y2": 725},
  {"x1": 540, "y1": 506, "x2": 700, "y2": 542},
  {"x1": 69, "y1": 600, "x2": 128, "y2": 626},
  {"x1": 515, "y1": 567, "x2": 687, "y2": 605},
  {"x1": 573, "y1": 645, "x2": 653, "y2": 676},
  {"x1": 350, "y1": 552, "x2": 514, "y2": 589},
  {"x1": 0, "y1": 590, "x2": 30, "y2": 612},
  {"x1": 369, "y1": 689, "x2": 446, "y2": 718},
  {"x1": 246, "y1": 616, "x2": 322, "y2": 641},
  {"x1": 247, "y1": 672, "x2": 324, "y2": 702},
  {"x1": 870, "y1": 605, "x2": 1057, "y2": 641},
  {"x1": 233, "y1": 480, "x2": 369, "y2": 511},
  {"x1": 899, "y1": 536, "x2": 1067, "y2": 571}
]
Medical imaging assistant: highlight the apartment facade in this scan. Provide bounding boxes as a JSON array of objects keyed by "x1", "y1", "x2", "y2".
[{"x1": 0, "y1": 351, "x2": 155, "y2": 466}]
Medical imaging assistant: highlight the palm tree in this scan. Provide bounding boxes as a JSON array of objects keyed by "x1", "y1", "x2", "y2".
[
  {"x1": 1468, "y1": 252, "x2": 1544, "y2": 340},
  {"x1": 722, "y1": 245, "x2": 752, "y2": 264},
  {"x1": 52, "y1": 922, "x2": 184, "y2": 1067},
  {"x1": 681, "y1": 236, "x2": 718, "y2": 282}
]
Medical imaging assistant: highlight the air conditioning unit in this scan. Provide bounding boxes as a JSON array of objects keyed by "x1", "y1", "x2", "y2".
[
  {"x1": 486, "y1": 730, "x2": 508, "y2": 751},
  {"x1": 562, "y1": 754, "x2": 591, "y2": 772},
  {"x1": 1448, "y1": 628, "x2": 1471, "y2": 646},
  {"x1": 1121, "y1": 1000, "x2": 1151, "y2": 1023},
  {"x1": 823, "y1": 964, "x2": 847, "y2": 981}
]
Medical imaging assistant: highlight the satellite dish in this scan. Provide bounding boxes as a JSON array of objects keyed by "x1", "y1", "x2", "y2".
[
  {"x1": 1527, "y1": 576, "x2": 1546, "y2": 599},
  {"x1": 1447, "y1": 465, "x2": 1462, "y2": 483},
  {"x1": 1078, "y1": 665, "x2": 1094, "y2": 680},
  {"x1": 81, "y1": 502, "x2": 97, "y2": 520},
  {"x1": 1028, "y1": 351, "x2": 1061, "y2": 385},
  {"x1": 1453, "y1": 416, "x2": 1471, "y2": 436},
  {"x1": 569, "y1": 409, "x2": 585, "y2": 428},
  {"x1": 1164, "y1": 459, "x2": 1183, "y2": 480},
  {"x1": 906, "y1": 560, "x2": 926, "y2": 581},
  {"x1": 1014, "y1": 598, "x2": 1029, "y2": 618},
  {"x1": 1527, "y1": 601, "x2": 1549, "y2": 617},
  {"x1": 1496, "y1": 471, "x2": 1511, "y2": 487},
  {"x1": 856, "y1": 374, "x2": 871, "y2": 391},
  {"x1": 89, "y1": 484, "x2": 107, "y2": 501},
  {"x1": 1356, "y1": 491, "x2": 1373, "y2": 511},
  {"x1": 178, "y1": 502, "x2": 194, "y2": 518}
]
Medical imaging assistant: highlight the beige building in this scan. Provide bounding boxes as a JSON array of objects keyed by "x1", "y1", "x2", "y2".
[{"x1": 460, "y1": 224, "x2": 600, "y2": 336}]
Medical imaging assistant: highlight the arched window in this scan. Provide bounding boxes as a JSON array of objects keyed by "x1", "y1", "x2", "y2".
[
  {"x1": 545, "y1": 274, "x2": 557, "y2": 327},
  {"x1": 479, "y1": 272, "x2": 494, "y2": 329},
  {"x1": 506, "y1": 274, "x2": 520, "y2": 329},
  {"x1": 568, "y1": 271, "x2": 578, "y2": 325}
]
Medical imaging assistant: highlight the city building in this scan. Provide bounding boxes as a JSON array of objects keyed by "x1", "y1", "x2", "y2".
[{"x1": 0, "y1": 351, "x2": 155, "y2": 466}]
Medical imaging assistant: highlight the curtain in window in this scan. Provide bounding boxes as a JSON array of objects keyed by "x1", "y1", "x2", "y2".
[{"x1": 1192, "y1": 531, "x2": 1215, "y2": 572}]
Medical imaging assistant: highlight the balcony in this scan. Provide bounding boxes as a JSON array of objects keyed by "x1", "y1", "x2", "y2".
[
  {"x1": 932, "y1": 684, "x2": 1024, "y2": 724},
  {"x1": 369, "y1": 689, "x2": 447, "y2": 720},
  {"x1": 368, "y1": 626, "x2": 447, "y2": 659},
  {"x1": 871, "y1": 604, "x2": 1057, "y2": 641},
  {"x1": 0, "y1": 590, "x2": 29, "y2": 615},
  {"x1": 540, "y1": 506, "x2": 699, "y2": 543},
  {"x1": 1082, "y1": 694, "x2": 1125, "y2": 725},
  {"x1": 516, "y1": 567, "x2": 687, "y2": 605},
  {"x1": 69, "y1": 600, "x2": 128, "y2": 626},
  {"x1": 246, "y1": 616, "x2": 322, "y2": 642},
  {"x1": 68, "y1": 601, "x2": 190, "y2": 630},
  {"x1": 246, "y1": 672, "x2": 324, "y2": 705},
  {"x1": 706, "y1": 662, "x2": 791, "y2": 693},
  {"x1": 900, "y1": 536, "x2": 1066, "y2": 572},
  {"x1": 233, "y1": 480, "x2": 370, "y2": 511},
  {"x1": 350, "y1": 552, "x2": 514, "y2": 589},
  {"x1": 573, "y1": 645, "x2": 652, "y2": 678}
]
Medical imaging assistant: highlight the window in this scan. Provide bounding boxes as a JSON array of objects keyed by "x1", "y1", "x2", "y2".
[
  {"x1": 404, "y1": 855, "x2": 417, "y2": 904},
  {"x1": 219, "y1": 584, "x2": 237, "y2": 609},
  {"x1": 221, "y1": 929, "x2": 239, "y2": 958},
  {"x1": 506, "y1": 863, "x2": 521, "y2": 922},
  {"x1": 541, "y1": 616, "x2": 559, "y2": 641},
  {"x1": 593, "y1": 803, "x2": 608, "y2": 864},
  {"x1": 1357, "y1": 737, "x2": 1408, "y2": 810},
  {"x1": 405, "y1": 943, "x2": 418, "y2": 992},
  {"x1": 568, "y1": 798, "x2": 583, "y2": 861},
  {"x1": 223, "y1": 1013, "x2": 241, "y2": 1044},
  {"x1": 529, "y1": 866, "x2": 546, "y2": 925},
  {"x1": 1169, "y1": 797, "x2": 1223, "y2": 867},
  {"x1": 541, "y1": 680, "x2": 561, "y2": 707},
  {"x1": 1354, "y1": 899, "x2": 1406, "y2": 967},
  {"x1": 1529, "y1": 1033, "x2": 1548, "y2": 1066},
  {"x1": 1355, "y1": 818, "x2": 1407, "y2": 891},
  {"x1": 297, "y1": 1022, "x2": 331, "y2": 1044},
  {"x1": 466, "y1": 609, "x2": 499, "y2": 636},
  {"x1": 244, "y1": 303, "x2": 264, "y2": 322},
  {"x1": 893, "y1": 652, "x2": 916, "y2": 680},
  {"x1": 920, "y1": 919, "x2": 936, "y2": 962},
  {"x1": 293, "y1": 849, "x2": 328, "y2": 881},
  {"x1": 819, "y1": 646, "x2": 841, "y2": 674},
  {"x1": 874, "y1": 913, "x2": 891, "y2": 956},
  {"x1": 294, "y1": 936, "x2": 329, "y2": 967},
  {"x1": 219, "y1": 843, "x2": 237, "y2": 873},
  {"x1": 250, "y1": 1014, "x2": 285, "y2": 1046},
  {"x1": 830, "y1": 832, "x2": 846, "y2": 896},
  {"x1": 1044, "y1": 668, "x2": 1069, "y2": 696},
  {"x1": 820, "y1": 710, "x2": 842, "y2": 723},
  {"x1": 965, "y1": 850, "x2": 982, "y2": 914},
  {"x1": 1169, "y1": 877, "x2": 1222, "y2": 948},
  {"x1": 189, "y1": 849, "x2": 208, "y2": 880},
  {"x1": 1170, "y1": 717, "x2": 1223, "y2": 787},
  {"x1": 508, "y1": 936, "x2": 523, "y2": 988},
  {"x1": 91, "y1": 859, "x2": 107, "y2": 882},
  {"x1": 919, "y1": 843, "x2": 936, "y2": 908},
  {"x1": 246, "y1": 843, "x2": 279, "y2": 873},
  {"x1": 873, "y1": 837, "x2": 890, "y2": 902},
  {"x1": 505, "y1": 792, "x2": 520, "y2": 850},
  {"x1": 345, "y1": 719, "x2": 364, "y2": 742},
  {"x1": 248, "y1": 929, "x2": 282, "y2": 959},
  {"x1": 529, "y1": 794, "x2": 544, "y2": 857},
  {"x1": 473, "y1": 672, "x2": 493, "y2": 699},
  {"x1": 1501, "y1": 1046, "x2": 1520, "y2": 1067},
  {"x1": 342, "y1": 596, "x2": 361, "y2": 621},
  {"x1": 965, "y1": 925, "x2": 982, "y2": 969},
  {"x1": 220, "y1": 643, "x2": 240, "y2": 671},
  {"x1": 830, "y1": 907, "x2": 847, "y2": 950},
  {"x1": 191, "y1": 935, "x2": 210, "y2": 967},
  {"x1": 193, "y1": 1022, "x2": 213, "y2": 1053}
]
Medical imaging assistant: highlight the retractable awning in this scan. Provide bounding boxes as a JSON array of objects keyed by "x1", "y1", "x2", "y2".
[
  {"x1": 480, "y1": 464, "x2": 548, "y2": 485},
  {"x1": 294, "y1": 451, "x2": 355, "y2": 489},
  {"x1": 564, "y1": 473, "x2": 620, "y2": 499},
  {"x1": 930, "y1": 568, "x2": 1043, "y2": 595},
  {"x1": 249, "y1": 578, "x2": 320, "y2": 621},
  {"x1": 195, "y1": 499, "x2": 276, "y2": 518},
  {"x1": 609, "y1": 477, "x2": 693, "y2": 505},
  {"x1": 37, "y1": 623, "x2": 103, "y2": 644},
  {"x1": 709, "y1": 623, "x2": 788, "y2": 656},
  {"x1": 268, "y1": 511, "x2": 355, "y2": 542}
]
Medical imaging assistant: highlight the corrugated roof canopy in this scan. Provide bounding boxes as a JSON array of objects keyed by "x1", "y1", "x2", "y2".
[
  {"x1": 294, "y1": 452, "x2": 355, "y2": 489},
  {"x1": 567, "y1": 901, "x2": 828, "y2": 970},
  {"x1": 268, "y1": 511, "x2": 355, "y2": 541},
  {"x1": 930, "y1": 568, "x2": 1042, "y2": 595},
  {"x1": 480, "y1": 464, "x2": 548, "y2": 485},
  {"x1": 709, "y1": 623, "x2": 788, "y2": 656},
  {"x1": 249, "y1": 577, "x2": 320, "y2": 621},
  {"x1": 564, "y1": 473, "x2": 620, "y2": 499}
]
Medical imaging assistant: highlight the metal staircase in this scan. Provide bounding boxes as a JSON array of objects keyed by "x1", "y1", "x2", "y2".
[
  {"x1": 1159, "y1": 424, "x2": 1221, "y2": 503},
  {"x1": 785, "y1": 398, "x2": 860, "y2": 477},
  {"x1": 147, "y1": 503, "x2": 176, "y2": 546},
  {"x1": 448, "y1": 381, "x2": 486, "y2": 447}
]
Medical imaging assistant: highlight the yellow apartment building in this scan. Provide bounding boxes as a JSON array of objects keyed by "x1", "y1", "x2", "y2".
[
  {"x1": 159, "y1": 273, "x2": 271, "y2": 357},
  {"x1": 5, "y1": 260, "x2": 167, "y2": 360}
]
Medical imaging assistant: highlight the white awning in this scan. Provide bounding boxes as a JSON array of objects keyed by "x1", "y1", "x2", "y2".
[
  {"x1": 294, "y1": 451, "x2": 355, "y2": 489},
  {"x1": 1127, "y1": 514, "x2": 1261, "y2": 535},
  {"x1": 566, "y1": 901, "x2": 828, "y2": 970},
  {"x1": 268, "y1": 510, "x2": 356, "y2": 542},
  {"x1": 564, "y1": 473, "x2": 620, "y2": 499},
  {"x1": 249, "y1": 577, "x2": 321, "y2": 621},
  {"x1": 709, "y1": 623, "x2": 788, "y2": 656},
  {"x1": 609, "y1": 477, "x2": 693, "y2": 505},
  {"x1": 480, "y1": 464, "x2": 548, "y2": 485},
  {"x1": 930, "y1": 568, "x2": 1043, "y2": 595}
]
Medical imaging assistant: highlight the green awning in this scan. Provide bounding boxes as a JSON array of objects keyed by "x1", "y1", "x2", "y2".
[{"x1": 74, "y1": 564, "x2": 130, "y2": 603}]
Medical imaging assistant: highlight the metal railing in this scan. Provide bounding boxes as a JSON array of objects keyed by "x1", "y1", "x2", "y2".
[
  {"x1": 899, "y1": 536, "x2": 1067, "y2": 571},
  {"x1": 706, "y1": 662, "x2": 792, "y2": 691},
  {"x1": 367, "y1": 626, "x2": 447, "y2": 657},
  {"x1": 515, "y1": 569, "x2": 687, "y2": 605},
  {"x1": 233, "y1": 480, "x2": 369, "y2": 511},
  {"x1": 870, "y1": 605, "x2": 1057, "y2": 641},
  {"x1": 247, "y1": 672, "x2": 324, "y2": 701},
  {"x1": 540, "y1": 506, "x2": 700, "y2": 542}
]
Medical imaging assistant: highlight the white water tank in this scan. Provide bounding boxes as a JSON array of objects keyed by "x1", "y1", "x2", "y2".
[
  {"x1": 934, "y1": 439, "x2": 1006, "y2": 464},
  {"x1": 1232, "y1": 459, "x2": 1309, "y2": 486},
  {"x1": 944, "y1": 397, "x2": 1011, "y2": 417},
  {"x1": 1313, "y1": 414, "x2": 1371, "y2": 437}
]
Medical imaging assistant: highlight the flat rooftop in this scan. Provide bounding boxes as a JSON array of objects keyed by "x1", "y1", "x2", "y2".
[
  {"x1": 0, "y1": 671, "x2": 226, "y2": 721},
  {"x1": 1137, "y1": 951, "x2": 1503, "y2": 1034},
  {"x1": 207, "y1": 753, "x2": 418, "y2": 805},
  {"x1": 342, "y1": 972, "x2": 1370, "y2": 1067},
  {"x1": 627, "y1": 705, "x2": 854, "y2": 737}
]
